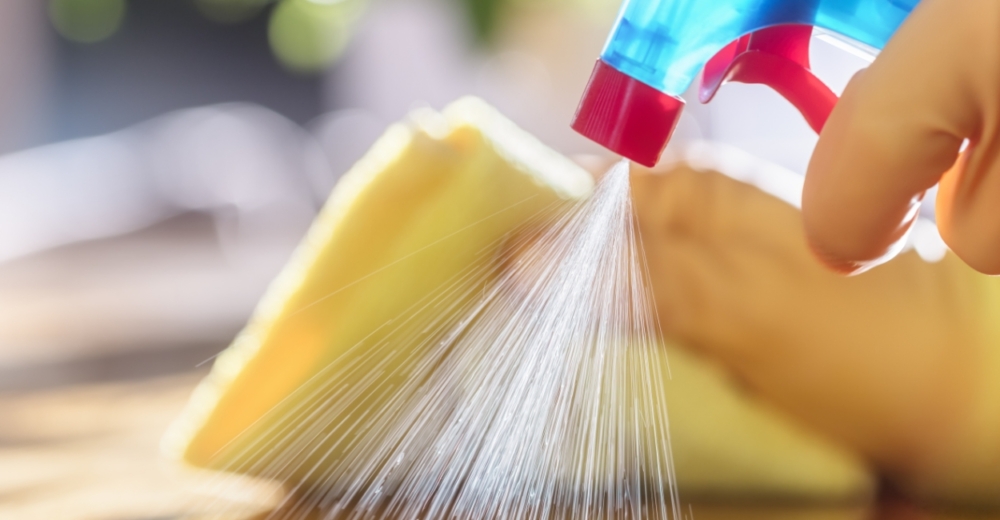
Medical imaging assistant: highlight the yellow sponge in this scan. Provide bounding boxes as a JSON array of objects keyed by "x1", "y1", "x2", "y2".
[{"x1": 164, "y1": 97, "x2": 873, "y2": 501}]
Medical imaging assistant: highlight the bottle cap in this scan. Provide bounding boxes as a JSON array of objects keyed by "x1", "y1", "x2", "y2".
[{"x1": 572, "y1": 60, "x2": 684, "y2": 168}]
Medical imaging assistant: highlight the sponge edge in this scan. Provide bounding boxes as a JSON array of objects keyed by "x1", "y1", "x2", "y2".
[
  {"x1": 442, "y1": 98, "x2": 593, "y2": 201},
  {"x1": 159, "y1": 122, "x2": 416, "y2": 467},
  {"x1": 162, "y1": 97, "x2": 593, "y2": 469},
  {"x1": 163, "y1": 97, "x2": 874, "y2": 501}
]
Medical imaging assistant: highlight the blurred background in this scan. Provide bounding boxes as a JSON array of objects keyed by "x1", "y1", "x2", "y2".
[{"x1": 0, "y1": 0, "x2": 871, "y2": 390}]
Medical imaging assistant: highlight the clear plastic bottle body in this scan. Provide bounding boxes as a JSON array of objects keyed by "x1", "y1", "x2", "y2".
[{"x1": 601, "y1": 0, "x2": 919, "y2": 95}]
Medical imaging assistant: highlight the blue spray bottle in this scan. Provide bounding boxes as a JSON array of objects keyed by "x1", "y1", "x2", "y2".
[{"x1": 572, "y1": 0, "x2": 920, "y2": 167}]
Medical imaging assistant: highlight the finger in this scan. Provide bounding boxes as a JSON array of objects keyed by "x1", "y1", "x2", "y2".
[{"x1": 802, "y1": 0, "x2": 994, "y2": 274}]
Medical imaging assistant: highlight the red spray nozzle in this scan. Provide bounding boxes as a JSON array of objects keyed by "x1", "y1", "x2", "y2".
[
  {"x1": 572, "y1": 26, "x2": 840, "y2": 168},
  {"x1": 571, "y1": 60, "x2": 684, "y2": 168}
]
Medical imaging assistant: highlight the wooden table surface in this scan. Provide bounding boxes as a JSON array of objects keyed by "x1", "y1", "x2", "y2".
[
  {"x1": 0, "y1": 371, "x2": 283, "y2": 520},
  {"x1": 0, "y1": 372, "x2": 995, "y2": 520}
]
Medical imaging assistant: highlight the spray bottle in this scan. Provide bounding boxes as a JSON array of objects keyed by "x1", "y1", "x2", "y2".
[{"x1": 572, "y1": 0, "x2": 920, "y2": 167}]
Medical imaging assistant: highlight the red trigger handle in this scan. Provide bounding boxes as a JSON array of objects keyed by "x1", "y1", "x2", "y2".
[{"x1": 700, "y1": 24, "x2": 837, "y2": 134}]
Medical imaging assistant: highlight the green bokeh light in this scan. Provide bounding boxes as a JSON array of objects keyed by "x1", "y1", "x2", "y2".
[
  {"x1": 268, "y1": 0, "x2": 359, "y2": 74},
  {"x1": 48, "y1": 0, "x2": 127, "y2": 44}
]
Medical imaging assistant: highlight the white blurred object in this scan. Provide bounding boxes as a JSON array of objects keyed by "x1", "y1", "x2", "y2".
[
  {"x1": 0, "y1": 104, "x2": 334, "y2": 264},
  {"x1": 906, "y1": 218, "x2": 949, "y2": 264},
  {"x1": 141, "y1": 104, "x2": 331, "y2": 212},
  {"x1": 137, "y1": 104, "x2": 332, "y2": 259},
  {"x1": 0, "y1": 104, "x2": 344, "y2": 373},
  {"x1": 813, "y1": 28, "x2": 878, "y2": 64},
  {"x1": 0, "y1": 135, "x2": 161, "y2": 263}
]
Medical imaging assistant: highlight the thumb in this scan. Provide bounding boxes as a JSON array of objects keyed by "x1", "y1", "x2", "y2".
[{"x1": 802, "y1": 0, "x2": 998, "y2": 274}]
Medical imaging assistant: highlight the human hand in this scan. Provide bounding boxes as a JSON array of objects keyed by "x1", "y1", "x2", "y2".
[
  {"x1": 802, "y1": 0, "x2": 1000, "y2": 275},
  {"x1": 633, "y1": 158, "x2": 1000, "y2": 505}
]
